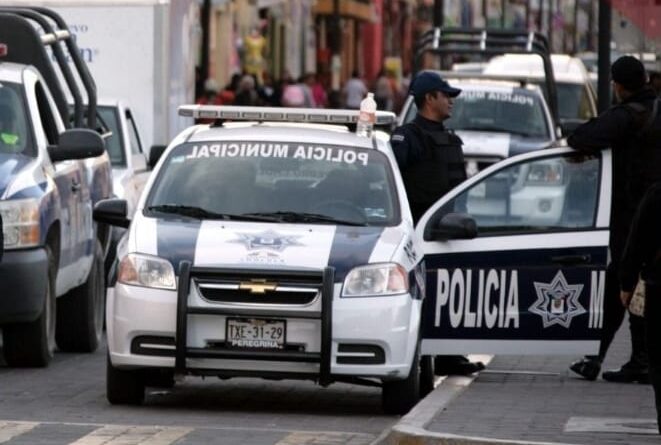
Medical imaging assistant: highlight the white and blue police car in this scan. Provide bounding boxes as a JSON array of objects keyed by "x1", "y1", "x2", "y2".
[
  {"x1": 95, "y1": 105, "x2": 429, "y2": 414},
  {"x1": 95, "y1": 105, "x2": 614, "y2": 414}
]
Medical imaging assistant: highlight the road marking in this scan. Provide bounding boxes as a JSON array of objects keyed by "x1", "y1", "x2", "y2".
[
  {"x1": 69, "y1": 425, "x2": 192, "y2": 445},
  {"x1": 275, "y1": 431, "x2": 375, "y2": 445},
  {"x1": 565, "y1": 416, "x2": 659, "y2": 435},
  {"x1": 0, "y1": 421, "x2": 38, "y2": 443}
]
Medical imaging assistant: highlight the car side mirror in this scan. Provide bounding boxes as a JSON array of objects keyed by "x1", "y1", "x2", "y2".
[
  {"x1": 131, "y1": 153, "x2": 148, "y2": 173},
  {"x1": 426, "y1": 212, "x2": 478, "y2": 241},
  {"x1": 93, "y1": 198, "x2": 130, "y2": 228},
  {"x1": 48, "y1": 128, "x2": 105, "y2": 162},
  {"x1": 559, "y1": 119, "x2": 584, "y2": 137},
  {"x1": 148, "y1": 144, "x2": 167, "y2": 169}
]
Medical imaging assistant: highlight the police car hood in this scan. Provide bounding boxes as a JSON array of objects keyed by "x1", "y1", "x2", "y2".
[
  {"x1": 0, "y1": 153, "x2": 39, "y2": 199},
  {"x1": 457, "y1": 130, "x2": 554, "y2": 159},
  {"x1": 137, "y1": 217, "x2": 407, "y2": 281}
]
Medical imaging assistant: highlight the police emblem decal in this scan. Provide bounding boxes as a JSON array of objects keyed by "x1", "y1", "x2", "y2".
[
  {"x1": 529, "y1": 271, "x2": 586, "y2": 328},
  {"x1": 231, "y1": 230, "x2": 303, "y2": 252}
]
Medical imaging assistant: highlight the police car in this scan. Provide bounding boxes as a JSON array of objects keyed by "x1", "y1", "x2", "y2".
[
  {"x1": 398, "y1": 75, "x2": 558, "y2": 177},
  {"x1": 95, "y1": 105, "x2": 429, "y2": 414},
  {"x1": 94, "y1": 105, "x2": 612, "y2": 413}
]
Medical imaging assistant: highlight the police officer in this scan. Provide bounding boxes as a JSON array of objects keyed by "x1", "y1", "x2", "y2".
[
  {"x1": 620, "y1": 182, "x2": 661, "y2": 433},
  {"x1": 568, "y1": 56, "x2": 661, "y2": 383},
  {"x1": 391, "y1": 71, "x2": 484, "y2": 376}
]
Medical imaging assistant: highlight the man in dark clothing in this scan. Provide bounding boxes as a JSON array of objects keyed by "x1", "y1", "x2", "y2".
[
  {"x1": 568, "y1": 55, "x2": 661, "y2": 383},
  {"x1": 620, "y1": 182, "x2": 661, "y2": 433},
  {"x1": 390, "y1": 71, "x2": 484, "y2": 376}
]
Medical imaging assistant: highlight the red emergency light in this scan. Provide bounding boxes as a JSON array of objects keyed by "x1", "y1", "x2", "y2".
[{"x1": 0, "y1": 44, "x2": 7, "y2": 57}]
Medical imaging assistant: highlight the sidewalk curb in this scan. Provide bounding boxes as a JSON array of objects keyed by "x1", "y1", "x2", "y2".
[{"x1": 371, "y1": 356, "x2": 579, "y2": 445}]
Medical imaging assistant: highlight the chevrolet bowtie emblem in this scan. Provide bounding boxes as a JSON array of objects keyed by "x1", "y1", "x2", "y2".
[{"x1": 239, "y1": 280, "x2": 277, "y2": 294}]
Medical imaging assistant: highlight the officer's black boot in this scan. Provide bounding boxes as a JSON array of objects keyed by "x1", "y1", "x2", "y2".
[
  {"x1": 603, "y1": 314, "x2": 650, "y2": 383},
  {"x1": 570, "y1": 356, "x2": 602, "y2": 381}
]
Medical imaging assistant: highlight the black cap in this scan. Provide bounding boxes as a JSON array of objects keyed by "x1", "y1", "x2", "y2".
[
  {"x1": 611, "y1": 55, "x2": 646, "y2": 91},
  {"x1": 409, "y1": 71, "x2": 461, "y2": 98}
]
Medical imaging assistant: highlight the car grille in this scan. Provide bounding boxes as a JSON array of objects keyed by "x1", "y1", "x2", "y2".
[{"x1": 194, "y1": 271, "x2": 322, "y2": 305}]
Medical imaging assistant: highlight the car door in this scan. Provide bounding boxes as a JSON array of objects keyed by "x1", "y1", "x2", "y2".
[{"x1": 417, "y1": 147, "x2": 610, "y2": 356}]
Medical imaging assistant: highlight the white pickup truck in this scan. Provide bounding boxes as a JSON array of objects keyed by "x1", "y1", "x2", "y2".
[{"x1": 0, "y1": 7, "x2": 112, "y2": 366}]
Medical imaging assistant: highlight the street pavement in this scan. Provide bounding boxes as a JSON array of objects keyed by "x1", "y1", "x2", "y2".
[{"x1": 376, "y1": 324, "x2": 659, "y2": 445}]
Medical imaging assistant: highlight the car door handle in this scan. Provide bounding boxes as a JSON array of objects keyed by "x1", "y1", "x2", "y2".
[
  {"x1": 71, "y1": 180, "x2": 82, "y2": 193},
  {"x1": 550, "y1": 254, "x2": 591, "y2": 265}
]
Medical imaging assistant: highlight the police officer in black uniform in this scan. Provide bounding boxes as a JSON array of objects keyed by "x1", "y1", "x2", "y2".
[
  {"x1": 391, "y1": 71, "x2": 484, "y2": 376},
  {"x1": 620, "y1": 182, "x2": 661, "y2": 433},
  {"x1": 568, "y1": 56, "x2": 661, "y2": 383}
]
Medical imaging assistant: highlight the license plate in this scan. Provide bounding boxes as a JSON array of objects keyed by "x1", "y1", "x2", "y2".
[{"x1": 225, "y1": 318, "x2": 286, "y2": 350}]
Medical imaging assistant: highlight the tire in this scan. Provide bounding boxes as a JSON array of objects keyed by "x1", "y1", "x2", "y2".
[
  {"x1": 106, "y1": 354, "x2": 145, "y2": 405},
  {"x1": 420, "y1": 355, "x2": 435, "y2": 398},
  {"x1": 382, "y1": 344, "x2": 421, "y2": 415},
  {"x1": 3, "y1": 247, "x2": 56, "y2": 367},
  {"x1": 144, "y1": 369, "x2": 175, "y2": 389},
  {"x1": 56, "y1": 240, "x2": 105, "y2": 352}
]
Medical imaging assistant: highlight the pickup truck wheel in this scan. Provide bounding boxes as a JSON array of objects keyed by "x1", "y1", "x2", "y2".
[
  {"x1": 106, "y1": 355, "x2": 145, "y2": 405},
  {"x1": 56, "y1": 240, "x2": 105, "y2": 352},
  {"x1": 382, "y1": 344, "x2": 421, "y2": 415},
  {"x1": 3, "y1": 247, "x2": 56, "y2": 367}
]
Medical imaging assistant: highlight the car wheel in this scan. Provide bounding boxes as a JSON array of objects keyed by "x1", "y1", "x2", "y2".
[
  {"x1": 3, "y1": 247, "x2": 56, "y2": 367},
  {"x1": 106, "y1": 354, "x2": 145, "y2": 405},
  {"x1": 56, "y1": 240, "x2": 105, "y2": 352},
  {"x1": 382, "y1": 344, "x2": 421, "y2": 415},
  {"x1": 420, "y1": 355, "x2": 435, "y2": 398}
]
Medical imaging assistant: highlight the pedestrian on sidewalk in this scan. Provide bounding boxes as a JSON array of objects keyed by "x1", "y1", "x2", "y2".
[
  {"x1": 390, "y1": 71, "x2": 484, "y2": 376},
  {"x1": 567, "y1": 55, "x2": 661, "y2": 382},
  {"x1": 619, "y1": 182, "x2": 661, "y2": 434},
  {"x1": 342, "y1": 71, "x2": 368, "y2": 109}
]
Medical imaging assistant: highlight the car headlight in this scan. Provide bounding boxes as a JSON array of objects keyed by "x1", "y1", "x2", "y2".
[
  {"x1": 117, "y1": 253, "x2": 176, "y2": 290},
  {"x1": 342, "y1": 263, "x2": 408, "y2": 297},
  {"x1": 524, "y1": 161, "x2": 564, "y2": 185},
  {"x1": 0, "y1": 198, "x2": 40, "y2": 250}
]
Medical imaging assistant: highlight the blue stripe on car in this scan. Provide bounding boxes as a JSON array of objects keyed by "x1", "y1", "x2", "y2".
[
  {"x1": 327, "y1": 226, "x2": 384, "y2": 282},
  {"x1": 0, "y1": 153, "x2": 33, "y2": 198},
  {"x1": 156, "y1": 219, "x2": 202, "y2": 274}
]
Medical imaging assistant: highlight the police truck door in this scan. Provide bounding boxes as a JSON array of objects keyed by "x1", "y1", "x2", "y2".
[{"x1": 417, "y1": 148, "x2": 611, "y2": 356}]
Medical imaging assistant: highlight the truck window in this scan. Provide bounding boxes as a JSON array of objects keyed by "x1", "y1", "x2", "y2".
[
  {"x1": 34, "y1": 82, "x2": 59, "y2": 148},
  {"x1": 0, "y1": 82, "x2": 35, "y2": 157},
  {"x1": 98, "y1": 106, "x2": 126, "y2": 167},
  {"x1": 125, "y1": 110, "x2": 143, "y2": 154}
]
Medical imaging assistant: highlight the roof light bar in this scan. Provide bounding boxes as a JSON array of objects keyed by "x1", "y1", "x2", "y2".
[
  {"x1": 0, "y1": 43, "x2": 6, "y2": 57},
  {"x1": 178, "y1": 105, "x2": 397, "y2": 125}
]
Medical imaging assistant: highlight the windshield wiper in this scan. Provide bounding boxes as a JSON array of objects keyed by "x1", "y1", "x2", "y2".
[
  {"x1": 147, "y1": 205, "x2": 279, "y2": 222},
  {"x1": 457, "y1": 126, "x2": 535, "y2": 137},
  {"x1": 245, "y1": 211, "x2": 368, "y2": 226}
]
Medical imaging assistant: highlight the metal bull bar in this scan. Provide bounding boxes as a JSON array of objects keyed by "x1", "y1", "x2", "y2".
[
  {"x1": 0, "y1": 7, "x2": 97, "y2": 130},
  {"x1": 413, "y1": 27, "x2": 559, "y2": 125},
  {"x1": 175, "y1": 262, "x2": 336, "y2": 386}
]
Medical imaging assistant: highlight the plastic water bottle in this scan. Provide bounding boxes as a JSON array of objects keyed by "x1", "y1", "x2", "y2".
[{"x1": 356, "y1": 92, "x2": 377, "y2": 137}]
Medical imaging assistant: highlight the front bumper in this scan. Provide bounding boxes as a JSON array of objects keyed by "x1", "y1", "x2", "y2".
[
  {"x1": 0, "y1": 247, "x2": 48, "y2": 324},
  {"x1": 107, "y1": 263, "x2": 420, "y2": 383}
]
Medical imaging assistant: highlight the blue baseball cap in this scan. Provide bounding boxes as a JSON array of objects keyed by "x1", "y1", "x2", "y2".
[{"x1": 409, "y1": 71, "x2": 461, "y2": 98}]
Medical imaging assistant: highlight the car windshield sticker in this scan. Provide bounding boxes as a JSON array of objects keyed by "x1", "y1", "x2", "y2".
[
  {"x1": 231, "y1": 230, "x2": 304, "y2": 252},
  {"x1": 185, "y1": 143, "x2": 370, "y2": 166},
  {"x1": 530, "y1": 270, "x2": 586, "y2": 328},
  {"x1": 461, "y1": 90, "x2": 535, "y2": 107}
]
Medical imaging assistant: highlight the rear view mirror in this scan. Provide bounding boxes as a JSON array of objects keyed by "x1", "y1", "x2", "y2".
[
  {"x1": 48, "y1": 128, "x2": 105, "y2": 162},
  {"x1": 148, "y1": 145, "x2": 167, "y2": 169},
  {"x1": 93, "y1": 198, "x2": 130, "y2": 228},
  {"x1": 425, "y1": 212, "x2": 478, "y2": 241}
]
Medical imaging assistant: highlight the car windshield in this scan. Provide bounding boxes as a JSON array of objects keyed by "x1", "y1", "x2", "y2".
[
  {"x1": 146, "y1": 141, "x2": 400, "y2": 226},
  {"x1": 0, "y1": 82, "x2": 35, "y2": 157},
  {"x1": 404, "y1": 88, "x2": 549, "y2": 138}
]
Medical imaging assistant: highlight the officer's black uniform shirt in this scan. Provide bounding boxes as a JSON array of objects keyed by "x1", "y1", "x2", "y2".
[
  {"x1": 391, "y1": 114, "x2": 466, "y2": 221},
  {"x1": 620, "y1": 182, "x2": 661, "y2": 291}
]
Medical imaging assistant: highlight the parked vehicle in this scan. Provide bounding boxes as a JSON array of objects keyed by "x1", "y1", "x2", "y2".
[{"x1": 0, "y1": 7, "x2": 112, "y2": 366}]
